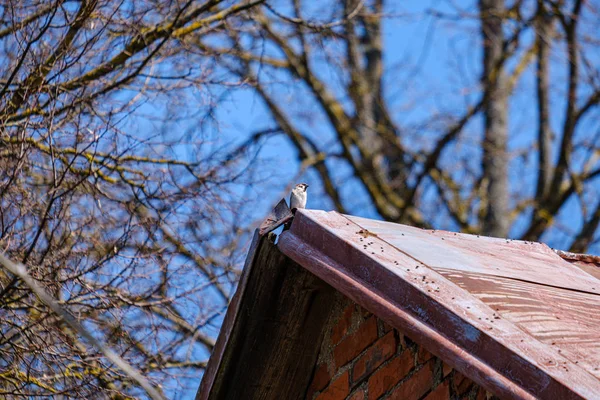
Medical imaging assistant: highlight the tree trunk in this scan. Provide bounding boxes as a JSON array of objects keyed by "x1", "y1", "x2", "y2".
[
  {"x1": 534, "y1": 0, "x2": 553, "y2": 202},
  {"x1": 480, "y1": 0, "x2": 509, "y2": 237}
]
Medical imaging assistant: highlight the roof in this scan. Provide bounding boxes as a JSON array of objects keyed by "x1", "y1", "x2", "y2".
[{"x1": 198, "y1": 209, "x2": 600, "y2": 400}]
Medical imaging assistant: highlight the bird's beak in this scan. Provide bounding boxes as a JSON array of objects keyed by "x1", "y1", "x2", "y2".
[{"x1": 304, "y1": 184, "x2": 309, "y2": 190}]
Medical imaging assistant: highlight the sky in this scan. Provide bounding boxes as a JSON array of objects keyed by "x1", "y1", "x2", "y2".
[
  {"x1": 3, "y1": 1, "x2": 599, "y2": 399},
  {"x1": 204, "y1": 0, "x2": 598, "y2": 246},
  {"x1": 120, "y1": 0, "x2": 600, "y2": 397}
]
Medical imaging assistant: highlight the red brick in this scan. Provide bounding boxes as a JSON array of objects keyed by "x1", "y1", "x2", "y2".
[
  {"x1": 309, "y1": 363, "x2": 331, "y2": 393},
  {"x1": 380, "y1": 320, "x2": 394, "y2": 333},
  {"x1": 453, "y1": 372, "x2": 466, "y2": 389},
  {"x1": 348, "y1": 389, "x2": 366, "y2": 400},
  {"x1": 358, "y1": 306, "x2": 372, "y2": 319},
  {"x1": 397, "y1": 334, "x2": 407, "y2": 350},
  {"x1": 352, "y1": 331, "x2": 397, "y2": 384},
  {"x1": 388, "y1": 361, "x2": 435, "y2": 400},
  {"x1": 331, "y1": 304, "x2": 355, "y2": 345},
  {"x1": 453, "y1": 371, "x2": 473, "y2": 396},
  {"x1": 475, "y1": 387, "x2": 487, "y2": 400},
  {"x1": 442, "y1": 362, "x2": 453, "y2": 378},
  {"x1": 459, "y1": 383, "x2": 474, "y2": 396},
  {"x1": 334, "y1": 317, "x2": 378, "y2": 368},
  {"x1": 416, "y1": 346, "x2": 434, "y2": 364},
  {"x1": 367, "y1": 349, "x2": 414, "y2": 400},
  {"x1": 317, "y1": 371, "x2": 349, "y2": 400},
  {"x1": 425, "y1": 381, "x2": 450, "y2": 400}
]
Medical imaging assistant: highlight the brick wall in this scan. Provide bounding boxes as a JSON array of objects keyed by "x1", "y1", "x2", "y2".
[{"x1": 306, "y1": 296, "x2": 499, "y2": 400}]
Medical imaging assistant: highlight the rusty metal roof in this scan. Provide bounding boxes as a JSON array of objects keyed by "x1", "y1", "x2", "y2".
[{"x1": 277, "y1": 210, "x2": 600, "y2": 400}]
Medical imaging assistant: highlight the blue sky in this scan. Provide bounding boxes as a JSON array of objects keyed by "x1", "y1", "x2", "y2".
[
  {"x1": 122, "y1": 0, "x2": 600, "y2": 396},
  {"x1": 201, "y1": 0, "x2": 598, "y2": 248}
]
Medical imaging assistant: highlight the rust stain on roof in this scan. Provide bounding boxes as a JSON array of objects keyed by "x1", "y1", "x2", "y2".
[{"x1": 278, "y1": 210, "x2": 600, "y2": 400}]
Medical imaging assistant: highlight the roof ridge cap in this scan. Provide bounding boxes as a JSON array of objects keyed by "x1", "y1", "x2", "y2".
[{"x1": 554, "y1": 248, "x2": 600, "y2": 264}]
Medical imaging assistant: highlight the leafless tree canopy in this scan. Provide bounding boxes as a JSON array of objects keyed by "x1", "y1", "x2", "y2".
[
  {"x1": 1, "y1": 0, "x2": 600, "y2": 398},
  {"x1": 202, "y1": 0, "x2": 600, "y2": 245},
  {"x1": 0, "y1": 0, "x2": 263, "y2": 398}
]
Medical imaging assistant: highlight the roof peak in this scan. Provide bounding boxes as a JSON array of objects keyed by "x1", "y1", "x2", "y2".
[{"x1": 554, "y1": 248, "x2": 600, "y2": 265}]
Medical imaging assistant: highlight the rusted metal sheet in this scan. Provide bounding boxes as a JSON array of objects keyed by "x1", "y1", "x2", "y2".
[
  {"x1": 349, "y1": 215, "x2": 600, "y2": 295},
  {"x1": 278, "y1": 210, "x2": 600, "y2": 400},
  {"x1": 569, "y1": 259, "x2": 600, "y2": 282},
  {"x1": 258, "y1": 198, "x2": 293, "y2": 235},
  {"x1": 438, "y1": 268, "x2": 600, "y2": 379}
]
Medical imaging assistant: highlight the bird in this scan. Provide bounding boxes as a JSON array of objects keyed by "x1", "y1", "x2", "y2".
[{"x1": 289, "y1": 183, "x2": 309, "y2": 213}]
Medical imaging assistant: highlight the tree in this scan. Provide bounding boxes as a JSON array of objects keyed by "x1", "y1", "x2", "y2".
[
  {"x1": 3, "y1": 0, "x2": 600, "y2": 398},
  {"x1": 0, "y1": 0, "x2": 263, "y2": 398},
  {"x1": 201, "y1": 0, "x2": 600, "y2": 249}
]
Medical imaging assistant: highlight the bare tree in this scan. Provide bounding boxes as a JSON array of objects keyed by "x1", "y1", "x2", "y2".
[
  {"x1": 198, "y1": 0, "x2": 600, "y2": 250},
  {"x1": 3, "y1": 0, "x2": 600, "y2": 397},
  {"x1": 480, "y1": 0, "x2": 509, "y2": 237},
  {"x1": 0, "y1": 0, "x2": 264, "y2": 398}
]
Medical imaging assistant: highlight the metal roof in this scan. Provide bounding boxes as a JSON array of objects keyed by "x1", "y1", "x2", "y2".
[{"x1": 277, "y1": 210, "x2": 600, "y2": 400}]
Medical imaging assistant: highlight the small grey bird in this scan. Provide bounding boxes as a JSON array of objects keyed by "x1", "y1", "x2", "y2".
[{"x1": 290, "y1": 183, "x2": 309, "y2": 212}]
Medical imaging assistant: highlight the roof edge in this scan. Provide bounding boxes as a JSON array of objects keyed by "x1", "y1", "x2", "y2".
[
  {"x1": 278, "y1": 230, "x2": 536, "y2": 400},
  {"x1": 554, "y1": 248, "x2": 600, "y2": 264},
  {"x1": 196, "y1": 228, "x2": 336, "y2": 400},
  {"x1": 278, "y1": 210, "x2": 600, "y2": 400},
  {"x1": 196, "y1": 230, "x2": 262, "y2": 399}
]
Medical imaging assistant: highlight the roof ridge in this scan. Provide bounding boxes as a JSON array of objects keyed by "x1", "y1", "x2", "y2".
[{"x1": 554, "y1": 249, "x2": 600, "y2": 264}]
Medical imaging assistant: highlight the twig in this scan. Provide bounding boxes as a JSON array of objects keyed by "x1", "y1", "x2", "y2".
[
  {"x1": 0, "y1": 253, "x2": 166, "y2": 400},
  {"x1": 264, "y1": 0, "x2": 364, "y2": 30}
]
